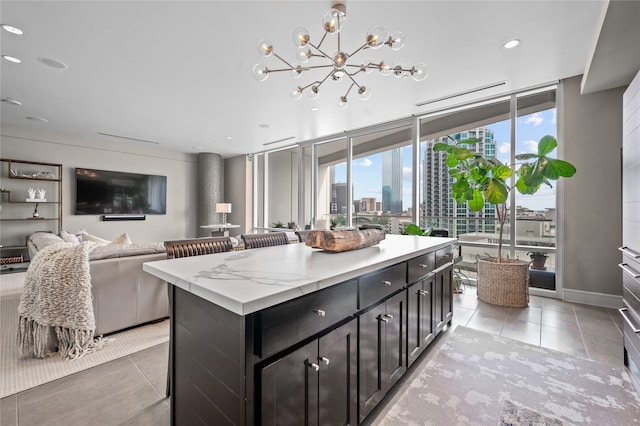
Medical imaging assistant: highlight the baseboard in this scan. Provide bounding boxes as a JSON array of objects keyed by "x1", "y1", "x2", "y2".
[{"x1": 562, "y1": 288, "x2": 623, "y2": 309}]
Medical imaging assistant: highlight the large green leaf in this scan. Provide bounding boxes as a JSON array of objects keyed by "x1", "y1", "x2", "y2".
[
  {"x1": 433, "y1": 143, "x2": 450, "y2": 152},
  {"x1": 516, "y1": 176, "x2": 541, "y2": 194},
  {"x1": 468, "y1": 188, "x2": 485, "y2": 211},
  {"x1": 451, "y1": 147, "x2": 474, "y2": 160},
  {"x1": 452, "y1": 178, "x2": 469, "y2": 193},
  {"x1": 537, "y1": 135, "x2": 557, "y2": 156},
  {"x1": 446, "y1": 155, "x2": 459, "y2": 168},
  {"x1": 493, "y1": 164, "x2": 513, "y2": 180},
  {"x1": 515, "y1": 153, "x2": 539, "y2": 160},
  {"x1": 542, "y1": 158, "x2": 577, "y2": 179},
  {"x1": 484, "y1": 178, "x2": 508, "y2": 205}
]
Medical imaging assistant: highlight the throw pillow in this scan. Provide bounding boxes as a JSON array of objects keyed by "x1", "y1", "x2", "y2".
[
  {"x1": 79, "y1": 231, "x2": 110, "y2": 245},
  {"x1": 111, "y1": 232, "x2": 132, "y2": 244},
  {"x1": 60, "y1": 230, "x2": 82, "y2": 244}
]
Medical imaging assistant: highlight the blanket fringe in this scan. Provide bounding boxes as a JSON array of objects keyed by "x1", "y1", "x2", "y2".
[
  {"x1": 16, "y1": 316, "x2": 52, "y2": 359},
  {"x1": 16, "y1": 316, "x2": 111, "y2": 360}
]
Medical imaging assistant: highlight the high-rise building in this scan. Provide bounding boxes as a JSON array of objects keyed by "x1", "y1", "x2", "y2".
[
  {"x1": 382, "y1": 148, "x2": 403, "y2": 213},
  {"x1": 422, "y1": 127, "x2": 497, "y2": 237}
]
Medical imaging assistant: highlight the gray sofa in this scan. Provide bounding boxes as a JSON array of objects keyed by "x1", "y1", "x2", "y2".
[{"x1": 28, "y1": 232, "x2": 169, "y2": 335}]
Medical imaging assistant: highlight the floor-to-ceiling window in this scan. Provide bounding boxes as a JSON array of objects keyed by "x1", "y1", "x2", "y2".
[{"x1": 254, "y1": 86, "x2": 558, "y2": 288}]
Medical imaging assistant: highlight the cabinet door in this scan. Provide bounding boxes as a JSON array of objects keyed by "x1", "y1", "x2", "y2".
[
  {"x1": 358, "y1": 292, "x2": 407, "y2": 422},
  {"x1": 261, "y1": 341, "x2": 319, "y2": 426},
  {"x1": 358, "y1": 302, "x2": 386, "y2": 421},
  {"x1": 434, "y1": 266, "x2": 453, "y2": 334},
  {"x1": 318, "y1": 319, "x2": 357, "y2": 426},
  {"x1": 407, "y1": 277, "x2": 434, "y2": 367},
  {"x1": 383, "y1": 291, "x2": 407, "y2": 389}
]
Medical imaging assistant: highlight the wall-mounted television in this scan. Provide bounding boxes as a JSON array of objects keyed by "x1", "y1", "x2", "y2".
[{"x1": 75, "y1": 168, "x2": 167, "y2": 215}]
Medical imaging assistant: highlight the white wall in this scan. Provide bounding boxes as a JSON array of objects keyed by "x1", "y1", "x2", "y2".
[
  {"x1": 560, "y1": 76, "x2": 625, "y2": 305},
  {"x1": 224, "y1": 154, "x2": 251, "y2": 237},
  {"x1": 0, "y1": 124, "x2": 198, "y2": 243}
]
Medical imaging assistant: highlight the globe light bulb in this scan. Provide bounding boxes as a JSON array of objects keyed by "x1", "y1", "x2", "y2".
[
  {"x1": 252, "y1": 63, "x2": 269, "y2": 81},
  {"x1": 393, "y1": 64, "x2": 407, "y2": 78},
  {"x1": 333, "y1": 51, "x2": 348, "y2": 69},
  {"x1": 257, "y1": 39, "x2": 273, "y2": 57},
  {"x1": 290, "y1": 85, "x2": 303, "y2": 100},
  {"x1": 378, "y1": 60, "x2": 394, "y2": 76},
  {"x1": 357, "y1": 85, "x2": 371, "y2": 100},
  {"x1": 389, "y1": 31, "x2": 405, "y2": 51},
  {"x1": 366, "y1": 25, "x2": 387, "y2": 49},
  {"x1": 410, "y1": 63, "x2": 428, "y2": 81},
  {"x1": 292, "y1": 27, "x2": 310, "y2": 47},
  {"x1": 290, "y1": 64, "x2": 304, "y2": 78},
  {"x1": 332, "y1": 71, "x2": 344, "y2": 82},
  {"x1": 323, "y1": 8, "x2": 346, "y2": 34},
  {"x1": 307, "y1": 85, "x2": 320, "y2": 100},
  {"x1": 296, "y1": 48, "x2": 312, "y2": 63},
  {"x1": 337, "y1": 96, "x2": 348, "y2": 109}
]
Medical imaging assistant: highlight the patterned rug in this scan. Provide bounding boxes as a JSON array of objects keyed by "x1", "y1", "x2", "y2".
[
  {"x1": 1, "y1": 272, "x2": 169, "y2": 398},
  {"x1": 373, "y1": 326, "x2": 640, "y2": 425},
  {"x1": 499, "y1": 400, "x2": 573, "y2": 426}
]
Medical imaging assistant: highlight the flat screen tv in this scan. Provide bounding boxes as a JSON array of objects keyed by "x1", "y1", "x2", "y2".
[{"x1": 75, "y1": 168, "x2": 166, "y2": 215}]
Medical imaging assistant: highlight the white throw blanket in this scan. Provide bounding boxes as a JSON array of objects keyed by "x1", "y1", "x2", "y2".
[{"x1": 16, "y1": 241, "x2": 106, "y2": 359}]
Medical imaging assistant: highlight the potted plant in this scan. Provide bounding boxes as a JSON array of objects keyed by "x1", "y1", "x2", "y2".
[
  {"x1": 433, "y1": 134, "x2": 576, "y2": 307},
  {"x1": 528, "y1": 251, "x2": 549, "y2": 270}
]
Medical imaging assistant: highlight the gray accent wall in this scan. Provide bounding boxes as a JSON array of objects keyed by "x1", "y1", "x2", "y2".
[
  {"x1": 0, "y1": 124, "x2": 198, "y2": 243},
  {"x1": 197, "y1": 152, "x2": 223, "y2": 237},
  {"x1": 223, "y1": 154, "x2": 251, "y2": 237},
  {"x1": 560, "y1": 75, "x2": 625, "y2": 303}
]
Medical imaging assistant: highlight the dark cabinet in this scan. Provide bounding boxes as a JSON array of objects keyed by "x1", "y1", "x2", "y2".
[
  {"x1": 261, "y1": 319, "x2": 358, "y2": 426},
  {"x1": 407, "y1": 274, "x2": 434, "y2": 367},
  {"x1": 434, "y1": 265, "x2": 453, "y2": 334},
  {"x1": 358, "y1": 291, "x2": 406, "y2": 422}
]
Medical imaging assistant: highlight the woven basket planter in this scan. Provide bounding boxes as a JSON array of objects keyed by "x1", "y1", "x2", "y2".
[{"x1": 477, "y1": 257, "x2": 530, "y2": 307}]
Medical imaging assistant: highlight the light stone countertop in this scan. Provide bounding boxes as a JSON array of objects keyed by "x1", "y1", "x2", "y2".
[{"x1": 143, "y1": 234, "x2": 457, "y2": 316}]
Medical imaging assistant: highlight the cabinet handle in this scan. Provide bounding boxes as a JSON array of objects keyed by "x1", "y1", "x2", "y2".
[
  {"x1": 314, "y1": 309, "x2": 326, "y2": 317},
  {"x1": 418, "y1": 264, "x2": 428, "y2": 269},
  {"x1": 619, "y1": 246, "x2": 640, "y2": 259},
  {"x1": 619, "y1": 263, "x2": 640, "y2": 279},
  {"x1": 619, "y1": 308, "x2": 640, "y2": 333},
  {"x1": 382, "y1": 280, "x2": 392, "y2": 286},
  {"x1": 418, "y1": 289, "x2": 429, "y2": 296},
  {"x1": 378, "y1": 316, "x2": 389, "y2": 323},
  {"x1": 383, "y1": 313, "x2": 394, "y2": 320},
  {"x1": 306, "y1": 361, "x2": 320, "y2": 371},
  {"x1": 319, "y1": 356, "x2": 330, "y2": 365}
]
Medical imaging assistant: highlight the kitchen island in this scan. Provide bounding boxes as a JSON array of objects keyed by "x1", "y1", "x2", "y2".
[{"x1": 144, "y1": 234, "x2": 457, "y2": 425}]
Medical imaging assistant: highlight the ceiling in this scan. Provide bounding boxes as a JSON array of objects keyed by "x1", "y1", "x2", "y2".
[{"x1": 1, "y1": 1, "x2": 638, "y2": 158}]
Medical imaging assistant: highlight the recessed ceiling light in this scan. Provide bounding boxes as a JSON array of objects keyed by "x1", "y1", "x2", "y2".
[
  {"x1": 259, "y1": 124, "x2": 270, "y2": 128},
  {"x1": 1, "y1": 24, "x2": 23, "y2": 35},
  {"x1": 311, "y1": 107, "x2": 319, "y2": 111},
  {"x1": 1, "y1": 97, "x2": 22, "y2": 106},
  {"x1": 26, "y1": 116, "x2": 48, "y2": 123},
  {"x1": 2, "y1": 55, "x2": 21, "y2": 63},
  {"x1": 503, "y1": 39, "x2": 520, "y2": 49},
  {"x1": 226, "y1": 136, "x2": 233, "y2": 140},
  {"x1": 38, "y1": 57, "x2": 68, "y2": 69}
]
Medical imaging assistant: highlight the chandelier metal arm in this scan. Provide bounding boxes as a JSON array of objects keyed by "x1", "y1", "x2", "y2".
[
  {"x1": 344, "y1": 71, "x2": 363, "y2": 89},
  {"x1": 347, "y1": 43, "x2": 370, "y2": 58},
  {"x1": 273, "y1": 52, "x2": 297, "y2": 70},
  {"x1": 308, "y1": 42, "x2": 334, "y2": 63},
  {"x1": 342, "y1": 82, "x2": 356, "y2": 98},
  {"x1": 315, "y1": 32, "x2": 329, "y2": 51}
]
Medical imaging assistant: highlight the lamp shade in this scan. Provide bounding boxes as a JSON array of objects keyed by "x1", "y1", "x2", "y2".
[{"x1": 215, "y1": 203, "x2": 232, "y2": 213}]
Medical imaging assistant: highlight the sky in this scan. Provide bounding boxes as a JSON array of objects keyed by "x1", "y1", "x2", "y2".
[{"x1": 334, "y1": 107, "x2": 558, "y2": 211}]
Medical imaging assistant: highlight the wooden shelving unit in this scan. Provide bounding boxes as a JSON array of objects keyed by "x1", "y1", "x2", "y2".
[{"x1": 0, "y1": 158, "x2": 62, "y2": 264}]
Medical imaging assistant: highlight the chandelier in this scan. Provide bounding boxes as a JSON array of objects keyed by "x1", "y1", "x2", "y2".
[{"x1": 252, "y1": 2, "x2": 428, "y2": 108}]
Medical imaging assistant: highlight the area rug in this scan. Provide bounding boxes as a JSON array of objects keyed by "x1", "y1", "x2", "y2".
[
  {"x1": 373, "y1": 326, "x2": 640, "y2": 425},
  {"x1": 1, "y1": 272, "x2": 169, "y2": 398},
  {"x1": 499, "y1": 400, "x2": 573, "y2": 426}
]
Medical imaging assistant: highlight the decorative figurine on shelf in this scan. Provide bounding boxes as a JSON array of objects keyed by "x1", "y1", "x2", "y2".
[
  {"x1": 36, "y1": 188, "x2": 46, "y2": 200},
  {"x1": 27, "y1": 188, "x2": 36, "y2": 200},
  {"x1": 32, "y1": 203, "x2": 39, "y2": 218}
]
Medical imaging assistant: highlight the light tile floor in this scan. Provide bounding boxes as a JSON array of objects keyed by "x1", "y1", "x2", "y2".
[{"x1": 0, "y1": 287, "x2": 625, "y2": 425}]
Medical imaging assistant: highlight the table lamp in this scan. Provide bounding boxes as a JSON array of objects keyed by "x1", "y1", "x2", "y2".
[{"x1": 215, "y1": 202, "x2": 232, "y2": 224}]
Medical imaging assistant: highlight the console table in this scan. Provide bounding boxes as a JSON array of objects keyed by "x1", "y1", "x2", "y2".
[
  {"x1": 143, "y1": 234, "x2": 456, "y2": 425},
  {"x1": 200, "y1": 223, "x2": 240, "y2": 237}
]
